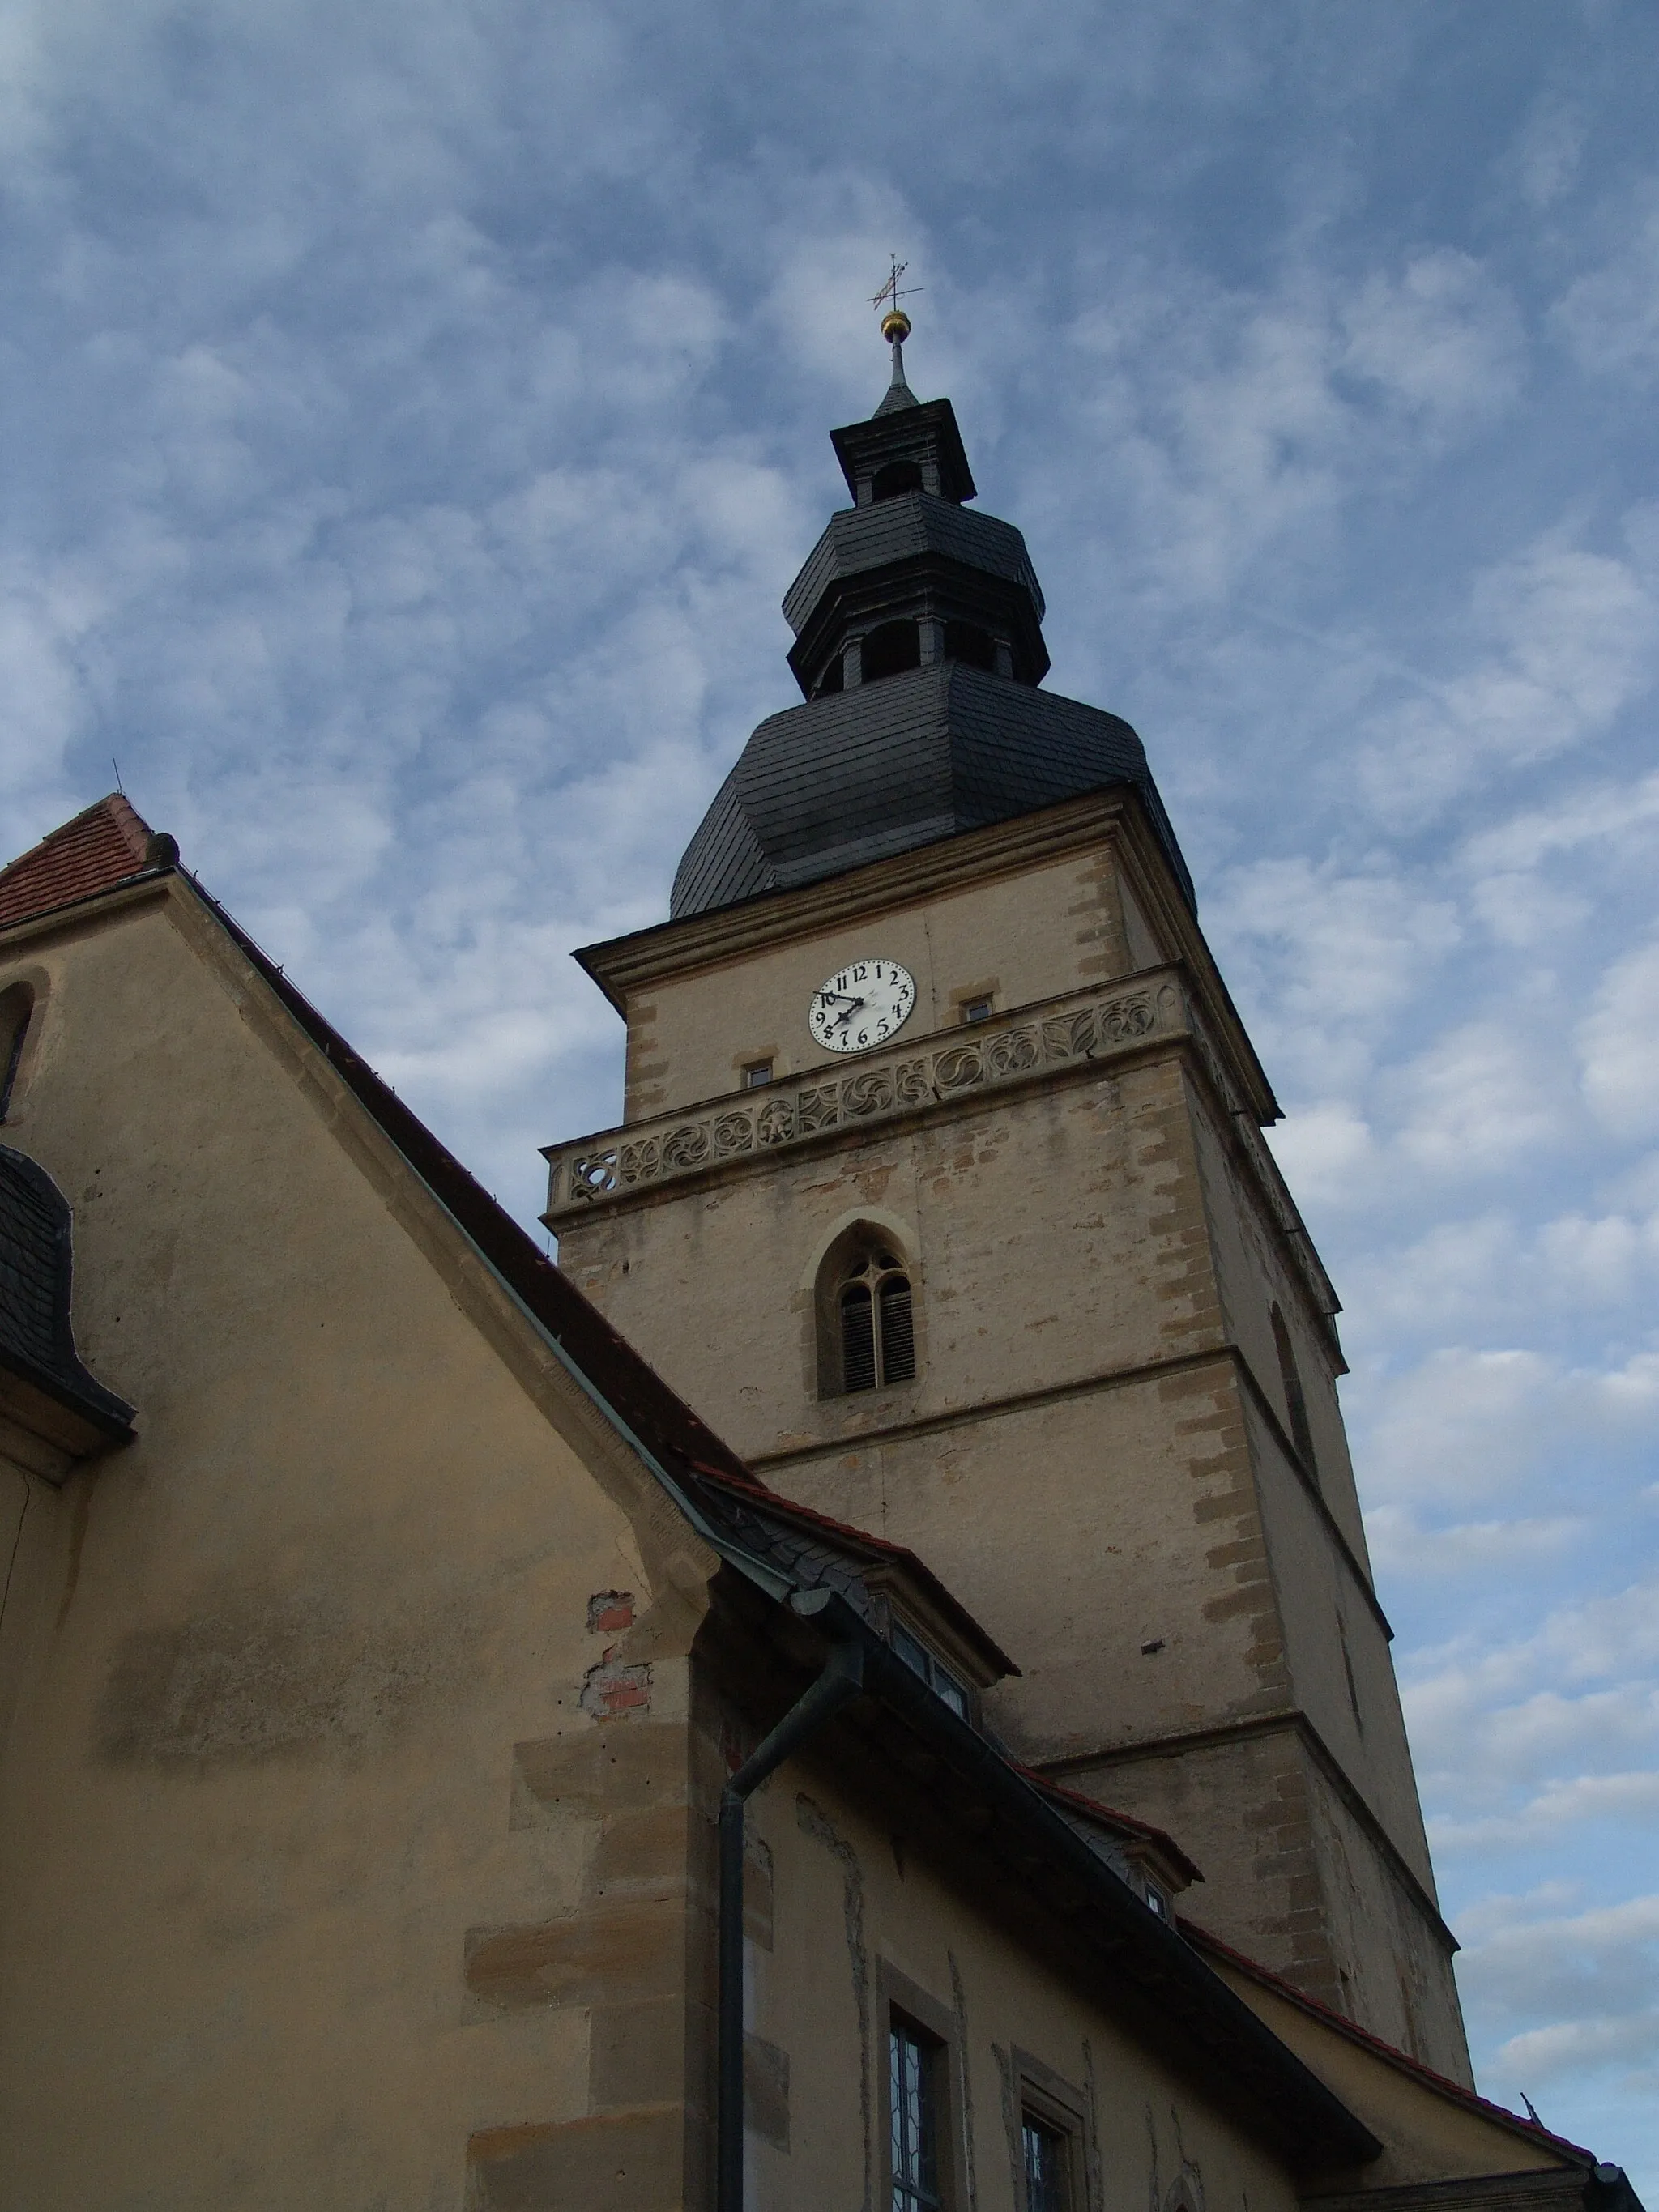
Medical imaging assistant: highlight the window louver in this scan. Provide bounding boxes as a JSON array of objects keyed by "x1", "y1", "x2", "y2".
[
  {"x1": 842, "y1": 1283, "x2": 877, "y2": 1392},
  {"x1": 879, "y1": 1276, "x2": 915, "y2": 1383}
]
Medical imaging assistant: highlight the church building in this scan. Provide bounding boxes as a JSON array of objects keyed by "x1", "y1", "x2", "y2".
[{"x1": 0, "y1": 318, "x2": 1643, "y2": 2212}]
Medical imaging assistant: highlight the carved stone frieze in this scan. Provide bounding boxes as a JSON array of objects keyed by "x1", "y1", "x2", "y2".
[{"x1": 543, "y1": 968, "x2": 1188, "y2": 1218}]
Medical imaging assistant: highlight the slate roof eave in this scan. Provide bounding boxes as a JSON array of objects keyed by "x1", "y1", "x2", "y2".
[
  {"x1": 670, "y1": 664, "x2": 1196, "y2": 921},
  {"x1": 1181, "y1": 1918, "x2": 1601, "y2": 2171}
]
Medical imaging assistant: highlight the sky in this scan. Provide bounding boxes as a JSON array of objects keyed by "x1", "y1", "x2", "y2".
[{"x1": 3, "y1": 0, "x2": 1657, "y2": 2182}]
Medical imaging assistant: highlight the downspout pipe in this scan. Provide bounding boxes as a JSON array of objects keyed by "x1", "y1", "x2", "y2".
[{"x1": 717, "y1": 1589, "x2": 865, "y2": 2212}]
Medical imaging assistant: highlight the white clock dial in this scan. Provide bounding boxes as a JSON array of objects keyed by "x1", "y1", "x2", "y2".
[{"x1": 808, "y1": 957, "x2": 917, "y2": 1055}]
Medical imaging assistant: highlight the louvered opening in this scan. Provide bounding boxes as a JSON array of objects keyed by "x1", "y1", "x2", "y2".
[
  {"x1": 1271, "y1": 1302, "x2": 1319, "y2": 1482},
  {"x1": 879, "y1": 1275, "x2": 915, "y2": 1383},
  {"x1": 841, "y1": 1283, "x2": 876, "y2": 1393},
  {"x1": 872, "y1": 459, "x2": 923, "y2": 501},
  {"x1": 862, "y1": 619, "x2": 921, "y2": 682}
]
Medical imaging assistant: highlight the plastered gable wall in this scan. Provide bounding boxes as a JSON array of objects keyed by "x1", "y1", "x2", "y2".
[
  {"x1": 622, "y1": 837, "x2": 1139, "y2": 1121},
  {"x1": 0, "y1": 890, "x2": 714, "y2": 2211},
  {"x1": 739, "y1": 1748, "x2": 1304, "y2": 2212}
]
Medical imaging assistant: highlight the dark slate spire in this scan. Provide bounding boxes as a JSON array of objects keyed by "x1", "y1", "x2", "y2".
[
  {"x1": 873, "y1": 312, "x2": 920, "y2": 415},
  {"x1": 670, "y1": 325, "x2": 1194, "y2": 920}
]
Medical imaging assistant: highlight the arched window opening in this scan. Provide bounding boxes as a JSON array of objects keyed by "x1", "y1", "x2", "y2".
[
  {"x1": 815, "y1": 653, "x2": 844, "y2": 697},
  {"x1": 1271, "y1": 1302, "x2": 1318, "y2": 1480},
  {"x1": 1337, "y1": 1613, "x2": 1365, "y2": 1735},
  {"x1": 872, "y1": 459, "x2": 923, "y2": 501},
  {"x1": 943, "y1": 620, "x2": 996, "y2": 671},
  {"x1": 821, "y1": 1234, "x2": 917, "y2": 1396},
  {"x1": 0, "y1": 984, "x2": 34, "y2": 1122},
  {"x1": 861, "y1": 619, "x2": 921, "y2": 683}
]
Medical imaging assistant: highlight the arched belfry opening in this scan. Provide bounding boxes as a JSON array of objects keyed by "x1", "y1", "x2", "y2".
[
  {"x1": 860, "y1": 618, "x2": 922, "y2": 683},
  {"x1": 872, "y1": 458, "x2": 923, "y2": 501},
  {"x1": 1272, "y1": 1301, "x2": 1318, "y2": 1480},
  {"x1": 817, "y1": 1225, "x2": 917, "y2": 1397}
]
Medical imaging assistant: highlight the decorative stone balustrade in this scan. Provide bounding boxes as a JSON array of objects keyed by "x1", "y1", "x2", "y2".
[{"x1": 542, "y1": 969, "x2": 1187, "y2": 1222}]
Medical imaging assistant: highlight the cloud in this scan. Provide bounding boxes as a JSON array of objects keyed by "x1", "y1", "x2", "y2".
[
  {"x1": 1401, "y1": 1571, "x2": 1659, "y2": 1815},
  {"x1": 1455, "y1": 1888, "x2": 1659, "y2": 2106},
  {"x1": 1554, "y1": 180, "x2": 1659, "y2": 382},
  {"x1": 1579, "y1": 940, "x2": 1659, "y2": 1140},
  {"x1": 1365, "y1": 1508, "x2": 1587, "y2": 1579},
  {"x1": 1391, "y1": 1020, "x2": 1564, "y2": 1174},
  {"x1": 1339, "y1": 249, "x2": 1524, "y2": 423},
  {"x1": 1357, "y1": 535, "x2": 1659, "y2": 823}
]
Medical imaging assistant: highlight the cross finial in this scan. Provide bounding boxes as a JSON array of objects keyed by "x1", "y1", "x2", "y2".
[{"x1": 870, "y1": 254, "x2": 923, "y2": 344}]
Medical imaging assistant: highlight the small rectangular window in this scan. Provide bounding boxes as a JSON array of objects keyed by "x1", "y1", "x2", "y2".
[
  {"x1": 932, "y1": 1664, "x2": 969, "y2": 1720},
  {"x1": 890, "y1": 1621, "x2": 971, "y2": 1721},
  {"x1": 890, "y1": 2019, "x2": 942, "y2": 2211},
  {"x1": 1144, "y1": 1881, "x2": 1171, "y2": 1922},
  {"x1": 960, "y1": 997, "x2": 993, "y2": 1024},
  {"x1": 1021, "y1": 2113, "x2": 1070, "y2": 2212},
  {"x1": 742, "y1": 1059, "x2": 774, "y2": 1088}
]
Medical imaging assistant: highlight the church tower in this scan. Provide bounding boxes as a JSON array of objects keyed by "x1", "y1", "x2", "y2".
[{"x1": 543, "y1": 314, "x2": 1472, "y2": 2086}]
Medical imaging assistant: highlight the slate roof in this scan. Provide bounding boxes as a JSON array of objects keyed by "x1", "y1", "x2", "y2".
[
  {"x1": 683, "y1": 1459, "x2": 1017, "y2": 1679},
  {"x1": 0, "y1": 1145, "x2": 135, "y2": 1439},
  {"x1": 1183, "y1": 1919, "x2": 1602, "y2": 2172},
  {"x1": 671, "y1": 661, "x2": 1196, "y2": 918},
  {"x1": 0, "y1": 795, "x2": 159, "y2": 929},
  {"x1": 1033, "y1": 1771, "x2": 1205, "y2": 1887},
  {"x1": 781, "y1": 493, "x2": 1044, "y2": 636}
]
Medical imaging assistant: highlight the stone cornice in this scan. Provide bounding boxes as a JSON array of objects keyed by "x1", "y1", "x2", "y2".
[
  {"x1": 573, "y1": 786, "x2": 1280, "y2": 1127},
  {"x1": 544, "y1": 965, "x2": 1187, "y2": 1217},
  {"x1": 544, "y1": 953, "x2": 1337, "y2": 1344}
]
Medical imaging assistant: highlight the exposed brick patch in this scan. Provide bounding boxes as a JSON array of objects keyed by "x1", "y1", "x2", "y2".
[
  {"x1": 587, "y1": 1591, "x2": 636, "y2": 1634},
  {"x1": 581, "y1": 1652, "x2": 653, "y2": 1720}
]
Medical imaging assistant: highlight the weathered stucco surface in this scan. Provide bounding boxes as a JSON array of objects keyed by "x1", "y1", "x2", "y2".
[
  {"x1": 739, "y1": 1745, "x2": 1306, "y2": 2212},
  {"x1": 0, "y1": 887, "x2": 714, "y2": 2209}
]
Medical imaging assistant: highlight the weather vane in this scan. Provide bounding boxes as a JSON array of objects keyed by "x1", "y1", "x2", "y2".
[{"x1": 870, "y1": 254, "x2": 923, "y2": 342}]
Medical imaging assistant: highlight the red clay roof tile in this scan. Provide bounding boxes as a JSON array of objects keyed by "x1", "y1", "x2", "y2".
[{"x1": 0, "y1": 795, "x2": 156, "y2": 931}]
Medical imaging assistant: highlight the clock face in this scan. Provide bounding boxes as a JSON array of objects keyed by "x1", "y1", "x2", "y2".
[{"x1": 808, "y1": 957, "x2": 917, "y2": 1055}]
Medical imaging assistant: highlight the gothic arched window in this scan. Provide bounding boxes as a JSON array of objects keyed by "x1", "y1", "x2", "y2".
[
  {"x1": 1271, "y1": 1302, "x2": 1318, "y2": 1480},
  {"x1": 0, "y1": 983, "x2": 34, "y2": 1121},
  {"x1": 819, "y1": 1232, "x2": 917, "y2": 1396},
  {"x1": 872, "y1": 459, "x2": 923, "y2": 501}
]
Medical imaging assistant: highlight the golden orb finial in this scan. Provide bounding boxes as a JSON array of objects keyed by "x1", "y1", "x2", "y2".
[{"x1": 881, "y1": 308, "x2": 912, "y2": 344}]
